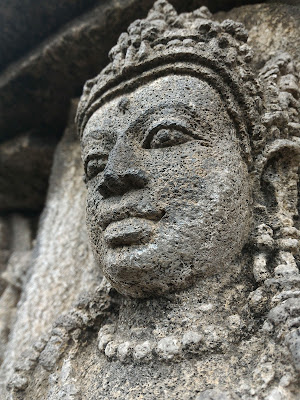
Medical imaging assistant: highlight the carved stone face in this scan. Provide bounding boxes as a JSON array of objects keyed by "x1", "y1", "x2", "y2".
[{"x1": 82, "y1": 75, "x2": 252, "y2": 297}]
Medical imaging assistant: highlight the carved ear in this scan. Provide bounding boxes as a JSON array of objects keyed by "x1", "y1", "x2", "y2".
[
  {"x1": 251, "y1": 139, "x2": 300, "y2": 284},
  {"x1": 260, "y1": 138, "x2": 300, "y2": 228},
  {"x1": 255, "y1": 52, "x2": 300, "y2": 157}
]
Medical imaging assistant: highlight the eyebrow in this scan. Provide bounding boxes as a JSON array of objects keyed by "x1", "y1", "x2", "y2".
[
  {"x1": 83, "y1": 102, "x2": 197, "y2": 145},
  {"x1": 126, "y1": 102, "x2": 198, "y2": 133},
  {"x1": 126, "y1": 102, "x2": 213, "y2": 146}
]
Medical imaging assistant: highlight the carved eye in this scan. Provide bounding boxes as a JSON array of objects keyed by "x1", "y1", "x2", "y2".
[
  {"x1": 85, "y1": 157, "x2": 107, "y2": 181},
  {"x1": 143, "y1": 126, "x2": 195, "y2": 149}
]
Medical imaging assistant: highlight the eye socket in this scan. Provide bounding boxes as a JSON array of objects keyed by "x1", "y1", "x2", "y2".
[
  {"x1": 142, "y1": 120, "x2": 199, "y2": 149},
  {"x1": 145, "y1": 127, "x2": 194, "y2": 149},
  {"x1": 85, "y1": 157, "x2": 107, "y2": 181}
]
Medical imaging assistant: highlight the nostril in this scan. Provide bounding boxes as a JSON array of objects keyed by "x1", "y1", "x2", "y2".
[
  {"x1": 98, "y1": 168, "x2": 148, "y2": 198},
  {"x1": 97, "y1": 180, "x2": 113, "y2": 199},
  {"x1": 125, "y1": 169, "x2": 148, "y2": 189},
  {"x1": 103, "y1": 171, "x2": 119, "y2": 188},
  {"x1": 97, "y1": 171, "x2": 118, "y2": 198}
]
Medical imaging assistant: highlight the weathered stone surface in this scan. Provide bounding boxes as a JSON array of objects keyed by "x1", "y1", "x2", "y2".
[
  {"x1": 82, "y1": 72, "x2": 252, "y2": 297},
  {"x1": 0, "y1": 214, "x2": 33, "y2": 367},
  {"x1": 0, "y1": 101, "x2": 101, "y2": 392},
  {"x1": 216, "y1": 2, "x2": 300, "y2": 69},
  {"x1": 1, "y1": 1, "x2": 300, "y2": 399}
]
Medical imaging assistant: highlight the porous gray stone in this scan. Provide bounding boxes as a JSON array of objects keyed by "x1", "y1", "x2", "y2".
[
  {"x1": 1, "y1": 1, "x2": 300, "y2": 399},
  {"x1": 0, "y1": 101, "x2": 101, "y2": 393}
]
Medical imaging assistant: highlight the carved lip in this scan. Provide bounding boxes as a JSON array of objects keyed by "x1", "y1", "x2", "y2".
[
  {"x1": 103, "y1": 217, "x2": 155, "y2": 248},
  {"x1": 100, "y1": 207, "x2": 165, "y2": 231}
]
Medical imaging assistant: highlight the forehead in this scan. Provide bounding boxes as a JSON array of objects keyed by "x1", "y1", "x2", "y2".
[{"x1": 82, "y1": 75, "x2": 232, "y2": 143}]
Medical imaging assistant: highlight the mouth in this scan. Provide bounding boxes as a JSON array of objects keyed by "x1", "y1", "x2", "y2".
[
  {"x1": 101, "y1": 208, "x2": 165, "y2": 248},
  {"x1": 103, "y1": 217, "x2": 156, "y2": 248},
  {"x1": 100, "y1": 207, "x2": 165, "y2": 231}
]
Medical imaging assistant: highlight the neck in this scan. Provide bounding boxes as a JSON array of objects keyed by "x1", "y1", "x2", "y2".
[{"x1": 99, "y1": 256, "x2": 254, "y2": 362}]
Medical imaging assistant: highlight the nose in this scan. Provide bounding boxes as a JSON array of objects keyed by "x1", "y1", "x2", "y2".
[{"x1": 98, "y1": 135, "x2": 148, "y2": 198}]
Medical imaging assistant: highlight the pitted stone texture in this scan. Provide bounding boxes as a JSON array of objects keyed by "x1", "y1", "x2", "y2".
[
  {"x1": 83, "y1": 74, "x2": 251, "y2": 297},
  {"x1": 0, "y1": 101, "x2": 101, "y2": 390},
  {"x1": 215, "y1": 3, "x2": 300, "y2": 70},
  {"x1": 2, "y1": 1, "x2": 300, "y2": 399},
  {"x1": 0, "y1": 214, "x2": 34, "y2": 366},
  {"x1": 71, "y1": 2, "x2": 299, "y2": 399},
  {"x1": 195, "y1": 389, "x2": 232, "y2": 400}
]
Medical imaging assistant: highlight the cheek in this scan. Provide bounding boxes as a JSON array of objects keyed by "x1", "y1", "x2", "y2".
[
  {"x1": 142, "y1": 145, "x2": 209, "y2": 200},
  {"x1": 86, "y1": 186, "x2": 100, "y2": 221},
  {"x1": 144, "y1": 146, "x2": 251, "y2": 243},
  {"x1": 85, "y1": 187, "x2": 104, "y2": 249}
]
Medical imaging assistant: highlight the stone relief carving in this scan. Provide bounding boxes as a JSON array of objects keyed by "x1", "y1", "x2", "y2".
[
  {"x1": 77, "y1": 1, "x2": 260, "y2": 299},
  {"x1": 6, "y1": 1, "x2": 300, "y2": 399}
]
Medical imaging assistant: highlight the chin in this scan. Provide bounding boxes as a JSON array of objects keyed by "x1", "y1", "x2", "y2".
[{"x1": 99, "y1": 243, "x2": 200, "y2": 298}]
